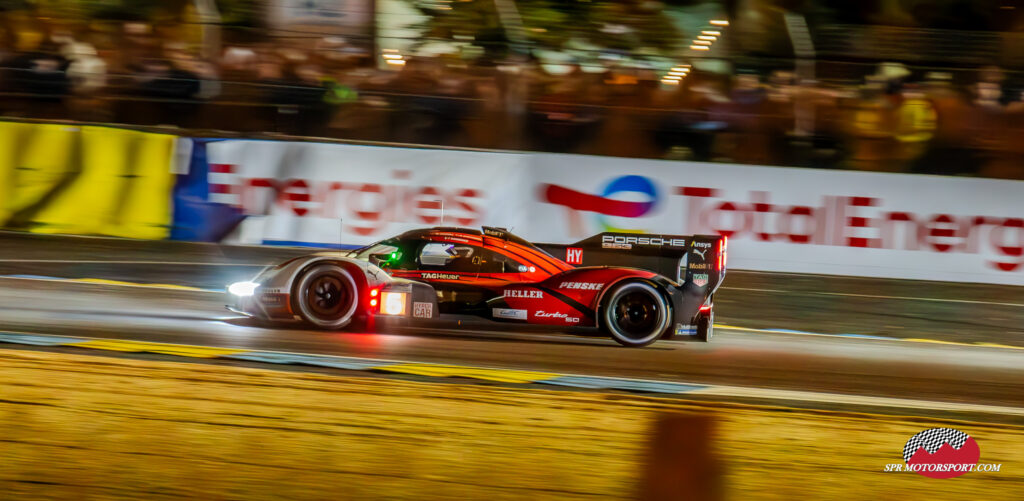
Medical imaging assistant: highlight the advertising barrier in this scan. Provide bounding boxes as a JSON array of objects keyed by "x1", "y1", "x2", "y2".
[
  {"x1": 530, "y1": 154, "x2": 1024, "y2": 286},
  {"x1": 0, "y1": 122, "x2": 176, "y2": 239},
  {"x1": 173, "y1": 139, "x2": 531, "y2": 247},
  {"x1": 172, "y1": 138, "x2": 1024, "y2": 286}
]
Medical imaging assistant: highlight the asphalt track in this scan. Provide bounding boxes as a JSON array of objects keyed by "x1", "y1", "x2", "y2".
[{"x1": 0, "y1": 232, "x2": 1022, "y2": 414}]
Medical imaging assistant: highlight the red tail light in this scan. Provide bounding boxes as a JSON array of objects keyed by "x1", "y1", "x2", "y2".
[{"x1": 717, "y1": 236, "x2": 727, "y2": 270}]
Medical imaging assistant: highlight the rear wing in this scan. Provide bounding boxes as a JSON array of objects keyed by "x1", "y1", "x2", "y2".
[{"x1": 537, "y1": 232, "x2": 727, "y2": 288}]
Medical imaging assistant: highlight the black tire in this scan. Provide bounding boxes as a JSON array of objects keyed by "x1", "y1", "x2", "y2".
[
  {"x1": 696, "y1": 308, "x2": 713, "y2": 342},
  {"x1": 601, "y1": 281, "x2": 671, "y2": 347},
  {"x1": 293, "y1": 264, "x2": 359, "y2": 329}
]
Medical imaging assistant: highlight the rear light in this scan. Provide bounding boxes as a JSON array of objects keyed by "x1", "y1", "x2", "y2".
[
  {"x1": 380, "y1": 292, "x2": 408, "y2": 316},
  {"x1": 717, "y1": 236, "x2": 727, "y2": 270},
  {"x1": 699, "y1": 304, "x2": 712, "y2": 313},
  {"x1": 368, "y1": 287, "x2": 382, "y2": 308}
]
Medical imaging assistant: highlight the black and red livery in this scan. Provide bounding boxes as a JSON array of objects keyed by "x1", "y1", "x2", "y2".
[{"x1": 228, "y1": 226, "x2": 726, "y2": 347}]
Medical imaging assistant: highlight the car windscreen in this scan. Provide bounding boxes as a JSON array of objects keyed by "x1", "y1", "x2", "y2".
[{"x1": 348, "y1": 240, "x2": 400, "y2": 260}]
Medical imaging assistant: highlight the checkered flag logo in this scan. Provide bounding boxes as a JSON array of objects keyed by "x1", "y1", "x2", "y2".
[{"x1": 903, "y1": 428, "x2": 970, "y2": 463}]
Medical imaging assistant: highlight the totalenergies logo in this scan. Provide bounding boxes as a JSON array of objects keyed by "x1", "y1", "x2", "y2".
[{"x1": 541, "y1": 175, "x2": 660, "y2": 233}]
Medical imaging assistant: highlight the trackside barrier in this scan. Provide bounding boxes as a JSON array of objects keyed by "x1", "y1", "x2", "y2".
[
  {"x1": 172, "y1": 138, "x2": 1024, "y2": 285},
  {"x1": 2, "y1": 121, "x2": 1015, "y2": 286},
  {"x1": 0, "y1": 121, "x2": 176, "y2": 239}
]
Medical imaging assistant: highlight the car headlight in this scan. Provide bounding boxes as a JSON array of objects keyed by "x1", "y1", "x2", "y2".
[{"x1": 228, "y1": 281, "x2": 259, "y2": 297}]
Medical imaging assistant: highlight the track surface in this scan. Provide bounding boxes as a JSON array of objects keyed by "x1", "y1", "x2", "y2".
[
  {"x1": 2, "y1": 231, "x2": 1023, "y2": 345},
  {"x1": 0, "y1": 232, "x2": 1022, "y2": 411}
]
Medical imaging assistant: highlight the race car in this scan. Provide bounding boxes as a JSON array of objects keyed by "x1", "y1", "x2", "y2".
[{"x1": 227, "y1": 226, "x2": 726, "y2": 347}]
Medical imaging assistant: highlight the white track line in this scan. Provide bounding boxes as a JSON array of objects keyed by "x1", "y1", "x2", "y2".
[{"x1": 723, "y1": 286, "x2": 1024, "y2": 308}]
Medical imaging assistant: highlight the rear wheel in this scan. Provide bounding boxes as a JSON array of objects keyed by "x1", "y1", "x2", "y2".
[
  {"x1": 601, "y1": 281, "x2": 671, "y2": 347},
  {"x1": 294, "y1": 264, "x2": 359, "y2": 329},
  {"x1": 695, "y1": 308, "x2": 713, "y2": 342}
]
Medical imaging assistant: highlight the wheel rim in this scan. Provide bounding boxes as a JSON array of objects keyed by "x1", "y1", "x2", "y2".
[
  {"x1": 612, "y1": 290, "x2": 662, "y2": 341},
  {"x1": 306, "y1": 275, "x2": 349, "y2": 319}
]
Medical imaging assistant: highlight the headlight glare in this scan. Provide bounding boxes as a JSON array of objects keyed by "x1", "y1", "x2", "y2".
[{"x1": 228, "y1": 281, "x2": 259, "y2": 297}]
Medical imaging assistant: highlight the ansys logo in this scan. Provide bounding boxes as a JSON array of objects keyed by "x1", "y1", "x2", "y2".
[
  {"x1": 541, "y1": 175, "x2": 659, "y2": 233},
  {"x1": 885, "y1": 427, "x2": 1002, "y2": 478}
]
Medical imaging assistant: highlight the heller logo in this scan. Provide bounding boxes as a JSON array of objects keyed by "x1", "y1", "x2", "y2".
[
  {"x1": 885, "y1": 428, "x2": 1002, "y2": 478},
  {"x1": 504, "y1": 289, "x2": 543, "y2": 299}
]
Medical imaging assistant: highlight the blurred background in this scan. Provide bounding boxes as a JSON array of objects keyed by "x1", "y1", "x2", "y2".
[{"x1": 3, "y1": 0, "x2": 1024, "y2": 178}]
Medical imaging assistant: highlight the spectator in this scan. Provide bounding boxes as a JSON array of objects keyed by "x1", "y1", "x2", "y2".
[
  {"x1": 2, "y1": 42, "x2": 71, "y2": 119},
  {"x1": 844, "y1": 75, "x2": 901, "y2": 172},
  {"x1": 63, "y1": 41, "x2": 108, "y2": 122},
  {"x1": 913, "y1": 71, "x2": 975, "y2": 175},
  {"x1": 128, "y1": 58, "x2": 201, "y2": 127}
]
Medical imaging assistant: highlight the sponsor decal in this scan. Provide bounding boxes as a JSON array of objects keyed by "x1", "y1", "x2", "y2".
[
  {"x1": 674, "y1": 323, "x2": 694, "y2": 336},
  {"x1": 413, "y1": 302, "x2": 433, "y2": 318},
  {"x1": 693, "y1": 273, "x2": 709, "y2": 287},
  {"x1": 883, "y1": 428, "x2": 1002, "y2": 478},
  {"x1": 601, "y1": 235, "x2": 687, "y2": 247},
  {"x1": 534, "y1": 311, "x2": 580, "y2": 323},
  {"x1": 602, "y1": 242, "x2": 631, "y2": 249},
  {"x1": 565, "y1": 247, "x2": 583, "y2": 265},
  {"x1": 492, "y1": 308, "x2": 528, "y2": 320},
  {"x1": 689, "y1": 263, "x2": 708, "y2": 270},
  {"x1": 421, "y1": 272, "x2": 460, "y2": 280},
  {"x1": 260, "y1": 293, "x2": 284, "y2": 305},
  {"x1": 482, "y1": 226, "x2": 507, "y2": 238},
  {"x1": 504, "y1": 289, "x2": 543, "y2": 299},
  {"x1": 558, "y1": 282, "x2": 605, "y2": 291}
]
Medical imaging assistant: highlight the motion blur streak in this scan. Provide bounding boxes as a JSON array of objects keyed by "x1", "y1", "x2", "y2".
[
  {"x1": 0, "y1": 122, "x2": 175, "y2": 239},
  {"x1": 0, "y1": 349, "x2": 1020, "y2": 500}
]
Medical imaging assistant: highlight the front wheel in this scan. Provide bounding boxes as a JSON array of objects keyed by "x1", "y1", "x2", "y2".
[
  {"x1": 293, "y1": 264, "x2": 360, "y2": 329},
  {"x1": 601, "y1": 281, "x2": 671, "y2": 347}
]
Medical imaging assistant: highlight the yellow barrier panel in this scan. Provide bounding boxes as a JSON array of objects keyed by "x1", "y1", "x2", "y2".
[
  {"x1": 71, "y1": 339, "x2": 247, "y2": 358},
  {"x1": 379, "y1": 363, "x2": 560, "y2": 383},
  {"x1": 0, "y1": 121, "x2": 75, "y2": 224},
  {"x1": 0, "y1": 121, "x2": 175, "y2": 239}
]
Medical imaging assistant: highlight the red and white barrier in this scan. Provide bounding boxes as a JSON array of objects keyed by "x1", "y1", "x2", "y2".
[
  {"x1": 199, "y1": 140, "x2": 1024, "y2": 285},
  {"x1": 530, "y1": 154, "x2": 1024, "y2": 285}
]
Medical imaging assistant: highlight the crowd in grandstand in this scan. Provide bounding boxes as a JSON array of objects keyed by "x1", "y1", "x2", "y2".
[{"x1": 1, "y1": 19, "x2": 1023, "y2": 179}]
